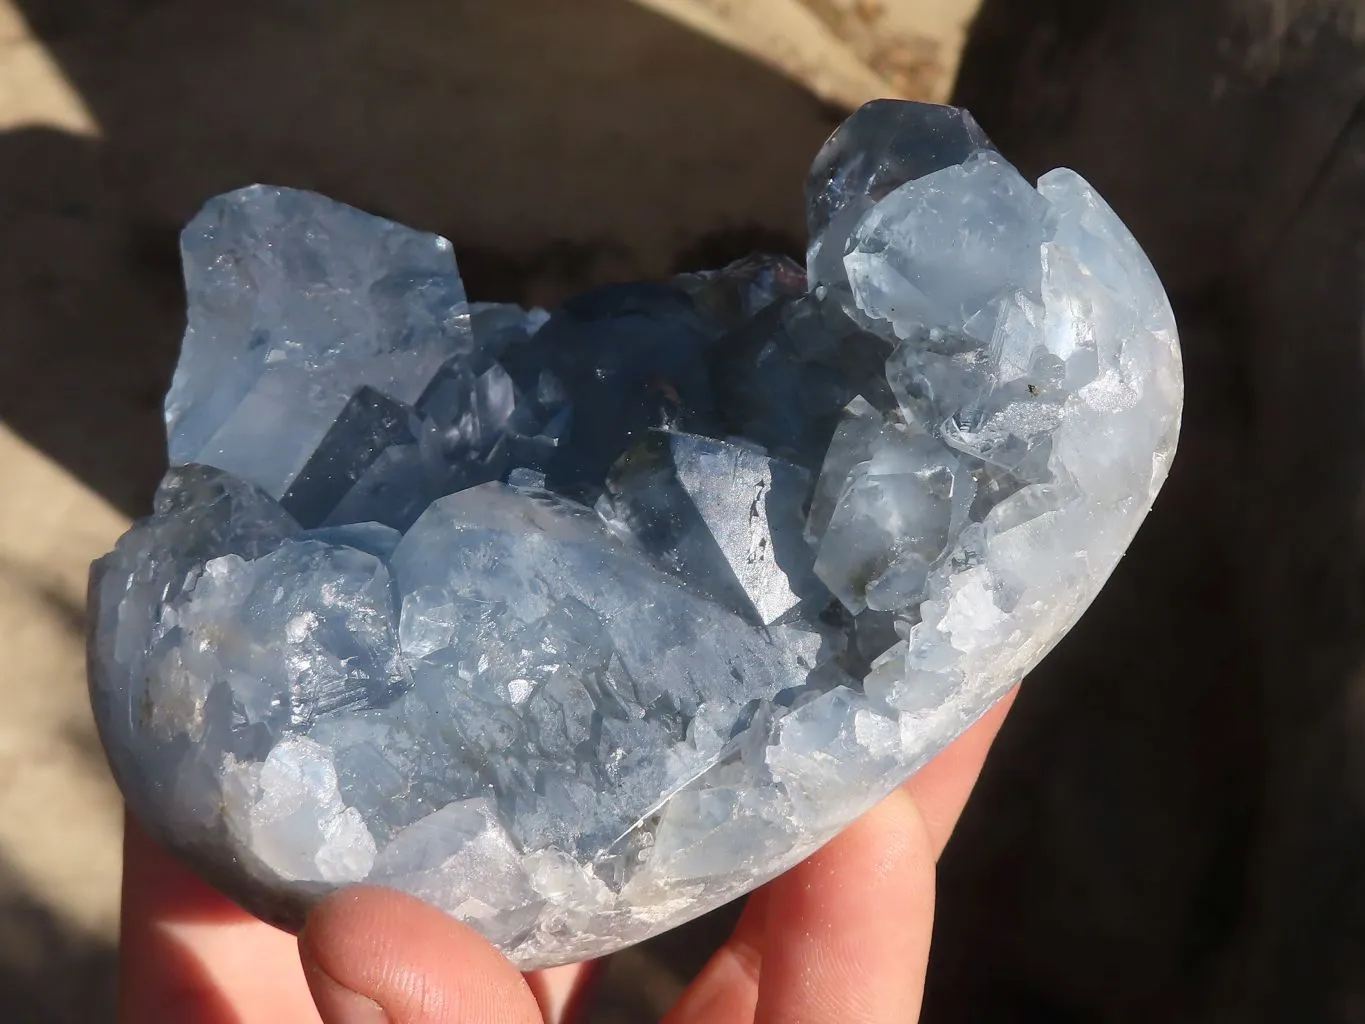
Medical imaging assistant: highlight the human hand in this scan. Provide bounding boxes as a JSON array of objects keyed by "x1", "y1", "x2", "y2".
[{"x1": 118, "y1": 691, "x2": 1014, "y2": 1023}]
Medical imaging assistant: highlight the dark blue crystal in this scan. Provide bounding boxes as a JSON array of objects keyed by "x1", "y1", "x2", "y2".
[{"x1": 280, "y1": 387, "x2": 419, "y2": 528}]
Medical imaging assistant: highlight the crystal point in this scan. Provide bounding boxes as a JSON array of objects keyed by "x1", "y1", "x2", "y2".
[
  {"x1": 600, "y1": 431, "x2": 823, "y2": 625},
  {"x1": 807, "y1": 99, "x2": 996, "y2": 289},
  {"x1": 166, "y1": 185, "x2": 472, "y2": 499}
]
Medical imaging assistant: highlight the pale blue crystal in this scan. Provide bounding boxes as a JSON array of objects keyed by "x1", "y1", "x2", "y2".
[
  {"x1": 807, "y1": 99, "x2": 994, "y2": 289},
  {"x1": 166, "y1": 185, "x2": 472, "y2": 499},
  {"x1": 598, "y1": 431, "x2": 824, "y2": 625},
  {"x1": 844, "y1": 151, "x2": 1056, "y2": 336},
  {"x1": 88, "y1": 100, "x2": 1183, "y2": 967},
  {"x1": 298, "y1": 523, "x2": 403, "y2": 561},
  {"x1": 812, "y1": 428, "x2": 962, "y2": 614}
]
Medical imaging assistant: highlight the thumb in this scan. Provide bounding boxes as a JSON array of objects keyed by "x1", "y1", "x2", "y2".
[{"x1": 299, "y1": 886, "x2": 543, "y2": 1024}]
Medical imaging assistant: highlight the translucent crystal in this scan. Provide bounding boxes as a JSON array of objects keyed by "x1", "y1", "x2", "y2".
[
  {"x1": 223, "y1": 737, "x2": 379, "y2": 885},
  {"x1": 766, "y1": 686, "x2": 902, "y2": 829},
  {"x1": 599, "y1": 431, "x2": 824, "y2": 625},
  {"x1": 812, "y1": 428, "x2": 961, "y2": 614},
  {"x1": 844, "y1": 151, "x2": 1056, "y2": 336},
  {"x1": 807, "y1": 99, "x2": 995, "y2": 289},
  {"x1": 88, "y1": 100, "x2": 1183, "y2": 968},
  {"x1": 166, "y1": 185, "x2": 472, "y2": 499}
]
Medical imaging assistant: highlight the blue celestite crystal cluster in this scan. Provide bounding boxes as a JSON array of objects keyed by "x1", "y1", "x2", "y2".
[{"x1": 87, "y1": 100, "x2": 1182, "y2": 967}]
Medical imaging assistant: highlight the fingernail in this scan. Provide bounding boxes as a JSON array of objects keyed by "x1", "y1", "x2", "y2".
[{"x1": 301, "y1": 950, "x2": 390, "y2": 1024}]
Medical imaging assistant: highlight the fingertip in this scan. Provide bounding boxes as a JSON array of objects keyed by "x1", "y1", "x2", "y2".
[
  {"x1": 665, "y1": 892, "x2": 768, "y2": 1024},
  {"x1": 302, "y1": 951, "x2": 389, "y2": 1024},
  {"x1": 904, "y1": 687, "x2": 1018, "y2": 857},
  {"x1": 755, "y1": 791, "x2": 935, "y2": 1024},
  {"x1": 300, "y1": 886, "x2": 541, "y2": 1024}
]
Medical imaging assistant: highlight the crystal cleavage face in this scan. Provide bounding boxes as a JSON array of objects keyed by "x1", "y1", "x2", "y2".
[{"x1": 87, "y1": 100, "x2": 1183, "y2": 968}]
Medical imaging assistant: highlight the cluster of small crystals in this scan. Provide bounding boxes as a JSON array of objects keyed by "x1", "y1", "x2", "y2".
[{"x1": 87, "y1": 100, "x2": 1182, "y2": 967}]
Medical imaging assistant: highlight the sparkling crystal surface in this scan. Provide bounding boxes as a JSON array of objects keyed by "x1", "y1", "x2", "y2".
[{"x1": 88, "y1": 100, "x2": 1182, "y2": 968}]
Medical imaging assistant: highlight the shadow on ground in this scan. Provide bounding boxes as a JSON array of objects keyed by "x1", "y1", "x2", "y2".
[{"x1": 0, "y1": 857, "x2": 117, "y2": 1024}]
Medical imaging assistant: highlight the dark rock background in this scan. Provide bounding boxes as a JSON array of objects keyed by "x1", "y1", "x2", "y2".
[{"x1": 933, "y1": 3, "x2": 1365, "y2": 1020}]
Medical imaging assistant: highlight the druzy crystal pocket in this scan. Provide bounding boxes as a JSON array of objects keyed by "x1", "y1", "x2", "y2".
[{"x1": 88, "y1": 100, "x2": 1182, "y2": 967}]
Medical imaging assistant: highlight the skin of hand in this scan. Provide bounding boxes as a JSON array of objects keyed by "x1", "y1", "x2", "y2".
[{"x1": 118, "y1": 691, "x2": 1015, "y2": 1024}]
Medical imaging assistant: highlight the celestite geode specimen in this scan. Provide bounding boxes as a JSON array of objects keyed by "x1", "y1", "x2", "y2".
[{"x1": 87, "y1": 100, "x2": 1182, "y2": 967}]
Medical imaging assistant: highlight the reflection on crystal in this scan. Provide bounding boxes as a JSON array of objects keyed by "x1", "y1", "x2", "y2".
[
  {"x1": 813, "y1": 429, "x2": 961, "y2": 614},
  {"x1": 166, "y1": 186, "x2": 470, "y2": 499},
  {"x1": 806, "y1": 99, "x2": 995, "y2": 290},
  {"x1": 845, "y1": 151, "x2": 1056, "y2": 337},
  {"x1": 599, "y1": 431, "x2": 824, "y2": 625},
  {"x1": 89, "y1": 99, "x2": 1183, "y2": 968}
]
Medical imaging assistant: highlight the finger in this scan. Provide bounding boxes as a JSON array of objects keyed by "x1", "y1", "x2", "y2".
[
  {"x1": 663, "y1": 890, "x2": 768, "y2": 1024},
  {"x1": 523, "y1": 960, "x2": 601, "y2": 1024},
  {"x1": 667, "y1": 687, "x2": 1017, "y2": 1024},
  {"x1": 754, "y1": 789, "x2": 934, "y2": 1024},
  {"x1": 903, "y1": 687, "x2": 1017, "y2": 856},
  {"x1": 118, "y1": 812, "x2": 321, "y2": 1023},
  {"x1": 300, "y1": 886, "x2": 543, "y2": 1024}
]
